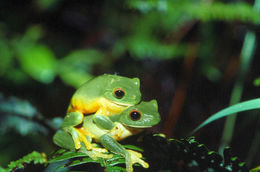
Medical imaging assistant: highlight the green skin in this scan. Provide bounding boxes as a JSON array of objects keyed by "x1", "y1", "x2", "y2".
[
  {"x1": 56, "y1": 74, "x2": 142, "y2": 150},
  {"x1": 68, "y1": 74, "x2": 142, "y2": 111},
  {"x1": 53, "y1": 100, "x2": 160, "y2": 172}
]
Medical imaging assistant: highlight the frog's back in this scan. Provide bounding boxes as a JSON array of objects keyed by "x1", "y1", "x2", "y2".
[
  {"x1": 67, "y1": 75, "x2": 110, "y2": 113},
  {"x1": 67, "y1": 74, "x2": 141, "y2": 115}
]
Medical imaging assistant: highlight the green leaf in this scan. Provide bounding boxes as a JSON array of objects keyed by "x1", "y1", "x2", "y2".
[
  {"x1": 59, "y1": 71, "x2": 93, "y2": 89},
  {"x1": 253, "y1": 77, "x2": 260, "y2": 86},
  {"x1": 35, "y1": 0, "x2": 61, "y2": 10},
  {"x1": 121, "y1": 36, "x2": 187, "y2": 59},
  {"x1": 129, "y1": 1, "x2": 260, "y2": 24},
  {"x1": 123, "y1": 145, "x2": 144, "y2": 152},
  {"x1": 0, "y1": 38, "x2": 13, "y2": 75},
  {"x1": 68, "y1": 157, "x2": 101, "y2": 167},
  {"x1": 48, "y1": 150, "x2": 87, "y2": 163},
  {"x1": 186, "y1": 2, "x2": 260, "y2": 24},
  {"x1": 0, "y1": 166, "x2": 8, "y2": 172},
  {"x1": 16, "y1": 44, "x2": 57, "y2": 83},
  {"x1": 5, "y1": 68, "x2": 29, "y2": 84},
  {"x1": 250, "y1": 166, "x2": 260, "y2": 172},
  {"x1": 0, "y1": 95, "x2": 48, "y2": 135},
  {"x1": 7, "y1": 151, "x2": 47, "y2": 171},
  {"x1": 106, "y1": 165, "x2": 127, "y2": 172},
  {"x1": 192, "y1": 98, "x2": 260, "y2": 134},
  {"x1": 58, "y1": 49, "x2": 104, "y2": 88},
  {"x1": 21, "y1": 25, "x2": 43, "y2": 42},
  {"x1": 105, "y1": 154, "x2": 125, "y2": 166}
]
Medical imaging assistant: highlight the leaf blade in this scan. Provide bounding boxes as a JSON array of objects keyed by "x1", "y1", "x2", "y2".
[{"x1": 191, "y1": 98, "x2": 260, "y2": 134}]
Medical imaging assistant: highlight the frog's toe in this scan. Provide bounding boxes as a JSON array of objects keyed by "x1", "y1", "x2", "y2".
[
  {"x1": 128, "y1": 150, "x2": 149, "y2": 169},
  {"x1": 75, "y1": 140, "x2": 82, "y2": 149},
  {"x1": 85, "y1": 149, "x2": 113, "y2": 160},
  {"x1": 92, "y1": 149, "x2": 113, "y2": 159},
  {"x1": 92, "y1": 147, "x2": 109, "y2": 153}
]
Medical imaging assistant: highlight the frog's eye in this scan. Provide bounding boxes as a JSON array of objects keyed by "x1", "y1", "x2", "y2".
[
  {"x1": 114, "y1": 88, "x2": 125, "y2": 99},
  {"x1": 129, "y1": 110, "x2": 141, "y2": 121}
]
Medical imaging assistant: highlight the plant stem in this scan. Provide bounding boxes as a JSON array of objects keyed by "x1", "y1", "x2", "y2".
[{"x1": 218, "y1": 28, "x2": 257, "y2": 152}]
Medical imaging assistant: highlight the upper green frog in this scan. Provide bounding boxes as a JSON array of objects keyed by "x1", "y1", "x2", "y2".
[
  {"x1": 53, "y1": 100, "x2": 160, "y2": 172},
  {"x1": 59, "y1": 74, "x2": 142, "y2": 150},
  {"x1": 68, "y1": 74, "x2": 142, "y2": 116}
]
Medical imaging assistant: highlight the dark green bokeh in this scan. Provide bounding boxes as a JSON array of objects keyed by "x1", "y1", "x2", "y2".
[{"x1": 1, "y1": 0, "x2": 260, "y2": 170}]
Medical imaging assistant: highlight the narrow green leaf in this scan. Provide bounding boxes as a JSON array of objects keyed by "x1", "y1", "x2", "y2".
[
  {"x1": 105, "y1": 155, "x2": 125, "y2": 166},
  {"x1": 106, "y1": 165, "x2": 127, "y2": 172},
  {"x1": 250, "y1": 166, "x2": 260, "y2": 172},
  {"x1": 68, "y1": 157, "x2": 101, "y2": 167},
  {"x1": 123, "y1": 145, "x2": 144, "y2": 152},
  {"x1": 48, "y1": 151, "x2": 87, "y2": 163},
  {"x1": 192, "y1": 98, "x2": 260, "y2": 134},
  {"x1": 106, "y1": 159, "x2": 125, "y2": 167}
]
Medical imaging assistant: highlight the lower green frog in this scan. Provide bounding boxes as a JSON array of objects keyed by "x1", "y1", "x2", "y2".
[{"x1": 53, "y1": 100, "x2": 160, "y2": 172}]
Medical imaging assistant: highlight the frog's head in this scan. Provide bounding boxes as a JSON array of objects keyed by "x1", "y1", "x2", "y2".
[
  {"x1": 118, "y1": 100, "x2": 160, "y2": 128},
  {"x1": 103, "y1": 74, "x2": 141, "y2": 106}
]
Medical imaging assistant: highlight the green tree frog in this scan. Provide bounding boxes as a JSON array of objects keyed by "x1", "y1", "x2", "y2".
[
  {"x1": 58, "y1": 74, "x2": 142, "y2": 150},
  {"x1": 54, "y1": 100, "x2": 160, "y2": 172}
]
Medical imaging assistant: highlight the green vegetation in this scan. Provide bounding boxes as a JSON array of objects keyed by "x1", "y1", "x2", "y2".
[{"x1": 1, "y1": 0, "x2": 260, "y2": 171}]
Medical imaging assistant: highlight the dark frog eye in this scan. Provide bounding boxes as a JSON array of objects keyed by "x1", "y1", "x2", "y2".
[
  {"x1": 129, "y1": 110, "x2": 141, "y2": 121},
  {"x1": 114, "y1": 88, "x2": 125, "y2": 99}
]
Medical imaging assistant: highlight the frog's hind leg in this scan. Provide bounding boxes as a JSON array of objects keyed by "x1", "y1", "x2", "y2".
[
  {"x1": 100, "y1": 134, "x2": 148, "y2": 172},
  {"x1": 127, "y1": 150, "x2": 149, "y2": 170},
  {"x1": 75, "y1": 128, "x2": 112, "y2": 159},
  {"x1": 53, "y1": 130, "x2": 76, "y2": 151},
  {"x1": 79, "y1": 147, "x2": 113, "y2": 160},
  {"x1": 62, "y1": 112, "x2": 85, "y2": 149},
  {"x1": 74, "y1": 127, "x2": 94, "y2": 150}
]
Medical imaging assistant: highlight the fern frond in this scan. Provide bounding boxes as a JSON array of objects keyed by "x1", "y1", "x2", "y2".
[
  {"x1": 186, "y1": 2, "x2": 260, "y2": 24},
  {"x1": 7, "y1": 151, "x2": 47, "y2": 171}
]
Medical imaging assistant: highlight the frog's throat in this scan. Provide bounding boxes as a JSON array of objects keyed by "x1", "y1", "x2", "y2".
[
  {"x1": 99, "y1": 98, "x2": 129, "y2": 114},
  {"x1": 69, "y1": 97, "x2": 129, "y2": 115},
  {"x1": 110, "y1": 101, "x2": 131, "y2": 107},
  {"x1": 123, "y1": 126, "x2": 144, "y2": 135},
  {"x1": 110, "y1": 99, "x2": 132, "y2": 107}
]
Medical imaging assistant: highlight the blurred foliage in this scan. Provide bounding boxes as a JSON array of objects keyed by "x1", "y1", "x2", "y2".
[
  {"x1": 0, "y1": 0, "x2": 260, "y2": 86},
  {"x1": 253, "y1": 77, "x2": 260, "y2": 86},
  {"x1": 47, "y1": 145, "x2": 142, "y2": 172},
  {"x1": 18, "y1": 135, "x2": 251, "y2": 171},
  {"x1": 4, "y1": 151, "x2": 47, "y2": 172},
  {"x1": 1, "y1": 0, "x2": 260, "y2": 171},
  {"x1": 0, "y1": 93, "x2": 48, "y2": 136},
  {"x1": 58, "y1": 49, "x2": 104, "y2": 88}
]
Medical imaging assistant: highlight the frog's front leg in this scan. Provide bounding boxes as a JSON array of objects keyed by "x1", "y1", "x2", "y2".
[
  {"x1": 100, "y1": 134, "x2": 149, "y2": 172},
  {"x1": 57, "y1": 111, "x2": 93, "y2": 150}
]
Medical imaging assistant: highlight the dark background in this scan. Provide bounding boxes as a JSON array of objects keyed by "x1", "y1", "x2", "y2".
[{"x1": 0, "y1": 0, "x2": 259, "y2": 170}]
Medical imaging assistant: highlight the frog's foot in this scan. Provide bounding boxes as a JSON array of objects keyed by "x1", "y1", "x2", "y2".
[
  {"x1": 80, "y1": 147, "x2": 113, "y2": 160},
  {"x1": 90, "y1": 148, "x2": 113, "y2": 159},
  {"x1": 125, "y1": 150, "x2": 149, "y2": 172},
  {"x1": 74, "y1": 128, "x2": 94, "y2": 150},
  {"x1": 65, "y1": 128, "x2": 82, "y2": 150},
  {"x1": 73, "y1": 137, "x2": 82, "y2": 150}
]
